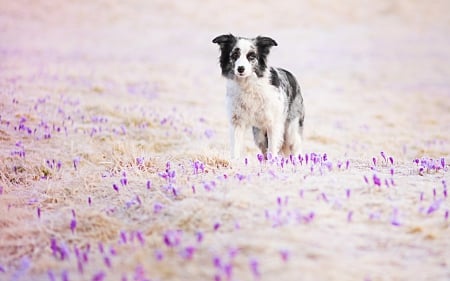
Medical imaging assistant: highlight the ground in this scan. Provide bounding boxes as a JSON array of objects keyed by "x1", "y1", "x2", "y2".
[{"x1": 0, "y1": 1, "x2": 449, "y2": 281}]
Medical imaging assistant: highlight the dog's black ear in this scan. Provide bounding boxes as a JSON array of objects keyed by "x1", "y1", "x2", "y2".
[
  {"x1": 212, "y1": 34, "x2": 236, "y2": 45},
  {"x1": 255, "y1": 36, "x2": 278, "y2": 48},
  {"x1": 254, "y1": 36, "x2": 277, "y2": 77}
]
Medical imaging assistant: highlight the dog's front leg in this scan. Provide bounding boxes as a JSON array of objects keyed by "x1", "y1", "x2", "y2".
[
  {"x1": 230, "y1": 124, "x2": 246, "y2": 159},
  {"x1": 267, "y1": 124, "x2": 283, "y2": 157}
]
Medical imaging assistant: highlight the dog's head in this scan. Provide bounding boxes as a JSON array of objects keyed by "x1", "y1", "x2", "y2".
[{"x1": 212, "y1": 34, "x2": 277, "y2": 79}]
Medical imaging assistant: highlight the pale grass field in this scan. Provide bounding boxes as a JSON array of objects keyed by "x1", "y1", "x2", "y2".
[{"x1": 0, "y1": 1, "x2": 449, "y2": 281}]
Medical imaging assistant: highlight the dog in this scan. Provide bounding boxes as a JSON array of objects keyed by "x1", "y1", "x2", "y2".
[{"x1": 212, "y1": 34, "x2": 305, "y2": 160}]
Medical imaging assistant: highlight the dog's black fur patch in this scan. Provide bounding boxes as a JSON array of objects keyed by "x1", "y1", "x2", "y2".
[
  {"x1": 255, "y1": 36, "x2": 278, "y2": 77},
  {"x1": 212, "y1": 34, "x2": 237, "y2": 78},
  {"x1": 269, "y1": 67, "x2": 280, "y2": 88}
]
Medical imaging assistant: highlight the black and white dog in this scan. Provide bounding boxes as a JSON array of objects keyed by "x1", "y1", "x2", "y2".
[{"x1": 212, "y1": 34, "x2": 305, "y2": 159}]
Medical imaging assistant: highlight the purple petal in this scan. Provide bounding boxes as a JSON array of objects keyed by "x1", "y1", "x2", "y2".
[
  {"x1": 427, "y1": 200, "x2": 442, "y2": 215},
  {"x1": 279, "y1": 250, "x2": 290, "y2": 262},
  {"x1": 363, "y1": 175, "x2": 369, "y2": 184},
  {"x1": 62, "y1": 270, "x2": 69, "y2": 281},
  {"x1": 347, "y1": 211, "x2": 353, "y2": 222},
  {"x1": 380, "y1": 151, "x2": 386, "y2": 162},
  {"x1": 70, "y1": 219, "x2": 77, "y2": 233},
  {"x1": 213, "y1": 256, "x2": 222, "y2": 268},
  {"x1": 249, "y1": 258, "x2": 260, "y2": 278},
  {"x1": 92, "y1": 271, "x2": 106, "y2": 281},
  {"x1": 155, "y1": 250, "x2": 164, "y2": 261},
  {"x1": 181, "y1": 246, "x2": 195, "y2": 260},
  {"x1": 136, "y1": 231, "x2": 145, "y2": 245},
  {"x1": 196, "y1": 231, "x2": 204, "y2": 243},
  {"x1": 103, "y1": 256, "x2": 111, "y2": 268},
  {"x1": 47, "y1": 270, "x2": 56, "y2": 281},
  {"x1": 120, "y1": 231, "x2": 127, "y2": 244}
]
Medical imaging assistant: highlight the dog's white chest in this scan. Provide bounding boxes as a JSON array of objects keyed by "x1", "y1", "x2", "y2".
[{"x1": 226, "y1": 78, "x2": 283, "y2": 128}]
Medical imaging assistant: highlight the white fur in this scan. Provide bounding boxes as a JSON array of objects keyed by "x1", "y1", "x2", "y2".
[
  {"x1": 226, "y1": 73, "x2": 287, "y2": 159},
  {"x1": 233, "y1": 39, "x2": 254, "y2": 78}
]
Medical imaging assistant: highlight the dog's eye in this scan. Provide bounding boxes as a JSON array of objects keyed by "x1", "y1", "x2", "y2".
[
  {"x1": 247, "y1": 52, "x2": 256, "y2": 60},
  {"x1": 231, "y1": 52, "x2": 240, "y2": 60}
]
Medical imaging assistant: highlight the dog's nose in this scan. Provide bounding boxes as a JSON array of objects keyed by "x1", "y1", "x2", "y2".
[{"x1": 237, "y1": 66, "x2": 245, "y2": 74}]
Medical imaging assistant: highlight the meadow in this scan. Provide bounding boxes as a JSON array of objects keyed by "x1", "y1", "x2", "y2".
[{"x1": 0, "y1": 1, "x2": 449, "y2": 280}]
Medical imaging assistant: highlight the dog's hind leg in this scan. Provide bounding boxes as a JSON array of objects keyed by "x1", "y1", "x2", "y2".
[
  {"x1": 252, "y1": 127, "x2": 268, "y2": 155},
  {"x1": 283, "y1": 117, "x2": 303, "y2": 156}
]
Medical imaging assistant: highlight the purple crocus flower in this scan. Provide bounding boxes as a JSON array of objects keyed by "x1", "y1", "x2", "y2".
[
  {"x1": 213, "y1": 256, "x2": 222, "y2": 268},
  {"x1": 112, "y1": 184, "x2": 119, "y2": 192},
  {"x1": 120, "y1": 231, "x2": 127, "y2": 244},
  {"x1": 92, "y1": 271, "x2": 106, "y2": 281},
  {"x1": 427, "y1": 200, "x2": 442, "y2": 215},
  {"x1": 48, "y1": 270, "x2": 56, "y2": 281},
  {"x1": 380, "y1": 152, "x2": 386, "y2": 162},
  {"x1": 70, "y1": 219, "x2": 77, "y2": 234},
  {"x1": 62, "y1": 270, "x2": 69, "y2": 281},
  {"x1": 103, "y1": 256, "x2": 111, "y2": 268},
  {"x1": 224, "y1": 263, "x2": 233, "y2": 279},
  {"x1": 136, "y1": 157, "x2": 144, "y2": 166},
  {"x1": 373, "y1": 174, "x2": 381, "y2": 187},
  {"x1": 73, "y1": 156, "x2": 80, "y2": 170},
  {"x1": 155, "y1": 250, "x2": 164, "y2": 261},
  {"x1": 181, "y1": 246, "x2": 195, "y2": 260},
  {"x1": 363, "y1": 175, "x2": 369, "y2": 184},
  {"x1": 279, "y1": 250, "x2": 290, "y2": 262},
  {"x1": 163, "y1": 230, "x2": 182, "y2": 247},
  {"x1": 146, "y1": 180, "x2": 151, "y2": 190},
  {"x1": 136, "y1": 231, "x2": 145, "y2": 245},
  {"x1": 196, "y1": 231, "x2": 204, "y2": 243},
  {"x1": 204, "y1": 129, "x2": 214, "y2": 138},
  {"x1": 98, "y1": 242, "x2": 104, "y2": 254},
  {"x1": 153, "y1": 202, "x2": 163, "y2": 214},
  {"x1": 347, "y1": 211, "x2": 353, "y2": 222},
  {"x1": 391, "y1": 208, "x2": 401, "y2": 226},
  {"x1": 249, "y1": 258, "x2": 260, "y2": 279}
]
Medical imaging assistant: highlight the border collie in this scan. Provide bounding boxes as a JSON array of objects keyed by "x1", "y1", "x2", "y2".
[{"x1": 212, "y1": 34, "x2": 305, "y2": 159}]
